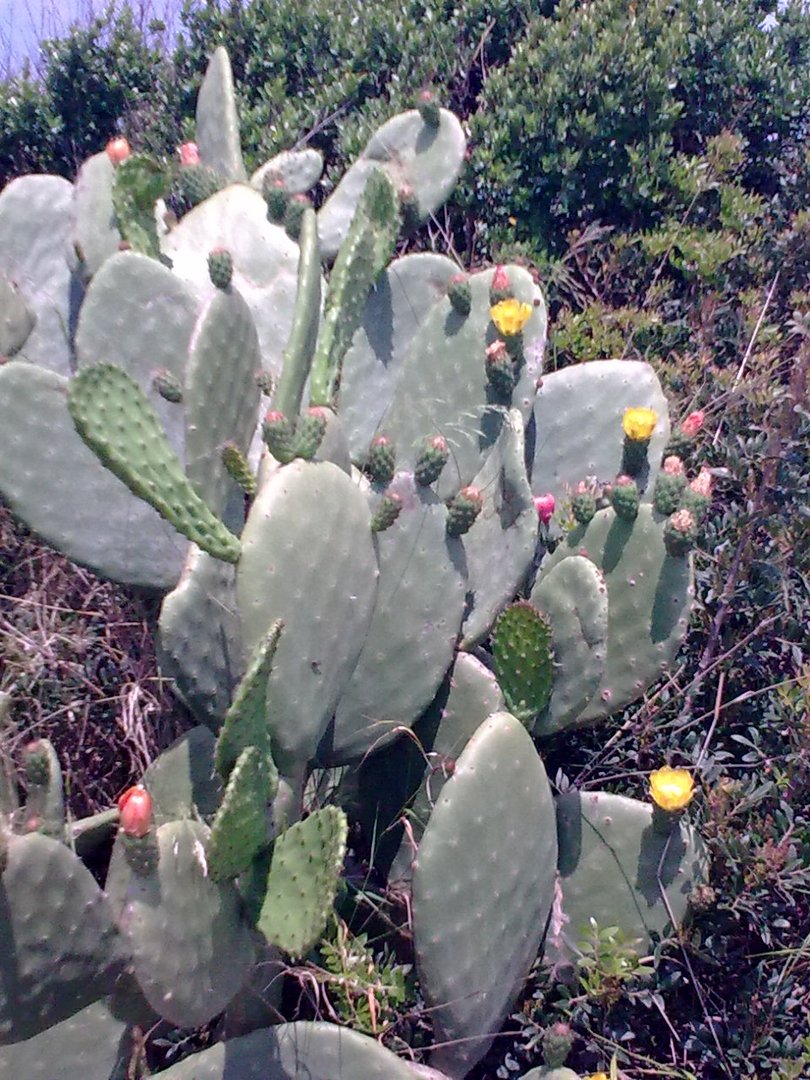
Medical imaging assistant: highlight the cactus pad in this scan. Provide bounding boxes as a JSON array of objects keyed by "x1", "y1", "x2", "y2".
[
  {"x1": 413, "y1": 712, "x2": 558, "y2": 1077},
  {"x1": 546, "y1": 790, "x2": 708, "y2": 971},
  {"x1": 68, "y1": 362, "x2": 241, "y2": 562},
  {"x1": 257, "y1": 807, "x2": 347, "y2": 957},
  {"x1": 208, "y1": 746, "x2": 275, "y2": 881},
  {"x1": 492, "y1": 602, "x2": 554, "y2": 725}
]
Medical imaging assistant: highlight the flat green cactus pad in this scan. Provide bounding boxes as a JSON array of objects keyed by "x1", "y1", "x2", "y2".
[
  {"x1": 546, "y1": 790, "x2": 708, "y2": 972},
  {"x1": 158, "y1": 548, "x2": 244, "y2": 729},
  {"x1": 75, "y1": 250, "x2": 199, "y2": 462},
  {"x1": 195, "y1": 46, "x2": 247, "y2": 183},
  {"x1": 0, "y1": 832, "x2": 123, "y2": 1043},
  {"x1": 153, "y1": 1020, "x2": 418, "y2": 1079},
  {"x1": 530, "y1": 555, "x2": 609, "y2": 735},
  {"x1": 0, "y1": 999, "x2": 132, "y2": 1080},
  {"x1": 382, "y1": 652, "x2": 505, "y2": 884},
  {"x1": 105, "y1": 818, "x2": 254, "y2": 1028},
  {"x1": 257, "y1": 807, "x2": 347, "y2": 957},
  {"x1": 250, "y1": 148, "x2": 324, "y2": 195},
  {"x1": 184, "y1": 286, "x2": 261, "y2": 514},
  {"x1": 0, "y1": 173, "x2": 76, "y2": 375},
  {"x1": 0, "y1": 362, "x2": 187, "y2": 588},
  {"x1": 531, "y1": 359, "x2": 669, "y2": 502},
  {"x1": 460, "y1": 408, "x2": 539, "y2": 647},
  {"x1": 413, "y1": 712, "x2": 558, "y2": 1078},
  {"x1": 382, "y1": 265, "x2": 546, "y2": 499},
  {"x1": 318, "y1": 107, "x2": 466, "y2": 260},
  {"x1": 339, "y1": 253, "x2": 459, "y2": 457},
  {"x1": 161, "y1": 186, "x2": 305, "y2": 382},
  {"x1": 237, "y1": 461, "x2": 378, "y2": 772},
  {"x1": 70, "y1": 151, "x2": 120, "y2": 280},
  {"x1": 141, "y1": 725, "x2": 223, "y2": 825},
  {"x1": 68, "y1": 362, "x2": 241, "y2": 562},
  {"x1": 539, "y1": 504, "x2": 693, "y2": 722},
  {"x1": 326, "y1": 472, "x2": 466, "y2": 763}
]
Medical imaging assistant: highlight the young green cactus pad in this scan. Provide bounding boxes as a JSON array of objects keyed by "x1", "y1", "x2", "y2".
[
  {"x1": 207, "y1": 746, "x2": 276, "y2": 881},
  {"x1": 413, "y1": 712, "x2": 558, "y2": 1078},
  {"x1": 0, "y1": 174, "x2": 76, "y2": 376},
  {"x1": 110, "y1": 154, "x2": 168, "y2": 258},
  {"x1": 539, "y1": 504, "x2": 693, "y2": 724},
  {"x1": 529, "y1": 556, "x2": 609, "y2": 736},
  {"x1": 492, "y1": 602, "x2": 555, "y2": 724},
  {"x1": 0, "y1": 833, "x2": 123, "y2": 1043},
  {"x1": 0, "y1": 362, "x2": 187, "y2": 589},
  {"x1": 67, "y1": 363, "x2": 241, "y2": 562},
  {"x1": 214, "y1": 621, "x2": 283, "y2": 782},
  {"x1": 154, "y1": 1020, "x2": 419, "y2": 1080},
  {"x1": 104, "y1": 818, "x2": 254, "y2": 1028},
  {"x1": 530, "y1": 360, "x2": 669, "y2": 502},
  {"x1": 546, "y1": 790, "x2": 708, "y2": 972},
  {"x1": 237, "y1": 461, "x2": 378, "y2": 772},
  {"x1": 256, "y1": 807, "x2": 348, "y2": 957}
]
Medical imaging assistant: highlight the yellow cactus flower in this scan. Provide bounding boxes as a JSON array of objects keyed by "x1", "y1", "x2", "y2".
[
  {"x1": 649, "y1": 766, "x2": 695, "y2": 811},
  {"x1": 490, "y1": 298, "x2": 533, "y2": 337},
  {"x1": 585, "y1": 1074, "x2": 610, "y2": 1080},
  {"x1": 622, "y1": 406, "x2": 658, "y2": 441}
]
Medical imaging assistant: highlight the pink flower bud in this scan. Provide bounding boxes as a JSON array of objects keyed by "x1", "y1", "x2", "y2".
[
  {"x1": 485, "y1": 339, "x2": 509, "y2": 362},
  {"x1": 178, "y1": 141, "x2": 201, "y2": 166},
  {"x1": 689, "y1": 468, "x2": 713, "y2": 498},
  {"x1": 491, "y1": 264, "x2": 511, "y2": 295},
  {"x1": 105, "y1": 137, "x2": 131, "y2": 166},
  {"x1": 663, "y1": 455, "x2": 685, "y2": 475},
  {"x1": 534, "y1": 492, "x2": 555, "y2": 524},
  {"x1": 681, "y1": 410, "x2": 705, "y2": 438},
  {"x1": 118, "y1": 786, "x2": 152, "y2": 838}
]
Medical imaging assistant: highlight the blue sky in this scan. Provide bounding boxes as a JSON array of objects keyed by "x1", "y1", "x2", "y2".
[{"x1": 0, "y1": 0, "x2": 182, "y2": 77}]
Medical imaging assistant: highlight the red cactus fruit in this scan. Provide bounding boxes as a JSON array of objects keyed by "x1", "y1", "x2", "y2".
[
  {"x1": 106, "y1": 137, "x2": 131, "y2": 166},
  {"x1": 178, "y1": 141, "x2": 201, "y2": 166},
  {"x1": 118, "y1": 786, "x2": 153, "y2": 838}
]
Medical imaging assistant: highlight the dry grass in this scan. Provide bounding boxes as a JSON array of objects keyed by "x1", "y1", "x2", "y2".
[{"x1": 0, "y1": 502, "x2": 190, "y2": 820}]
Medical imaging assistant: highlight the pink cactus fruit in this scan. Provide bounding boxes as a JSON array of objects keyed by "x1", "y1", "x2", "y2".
[
  {"x1": 681, "y1": 410, "x2": 705, "y2": 438},
  {"x1": 178, "y1": 141, "x2": 201, "y2": 166},
  {"x1": 106, "y1": 137, "x2": 131, "y2": 166}
]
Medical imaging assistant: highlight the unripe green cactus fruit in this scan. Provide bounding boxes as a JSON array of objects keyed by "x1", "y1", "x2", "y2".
[
  {"x1": 447, "y1": 272, "x2": 472, "y2": 315},
  {"x1": 262, "y1": 409, "x2": 296, "y2": 464},
  {"x1": 414, "y1": 433, "x2": 450, "y2": 486},
  {"x1": 370, "y1": 491, "x2": 403, "y2": 532},
  {"x1": 610, "y1": 474, "x2": 640, "y2": 521},
  {"x1": 151, "y1": 367, "x2": 183, "y2": 403},
  {"x1": 446, "y1": 484, "x2": 483, "y2": 536},
  {"x1": 485, "y1": 338, "x2": 516, "y2": 397},
  {"x1": 207, "y1": 247, "x2": 233, "y2": 289},
  {"x1": 177, "y1": 162, "x2": 221, "y2": 208},
  {"x1": 294, "y1": 406, "x2": 329, "y2": 461},
  {"x1": 571, "y1": 480, "x2": 597, "y2": 525},
  {"x1": 365, "y1": 435, "x2": 396, "y2": 483}
]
